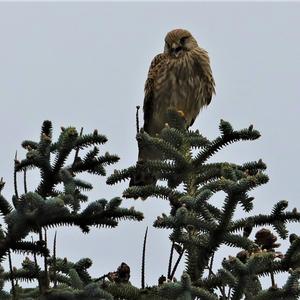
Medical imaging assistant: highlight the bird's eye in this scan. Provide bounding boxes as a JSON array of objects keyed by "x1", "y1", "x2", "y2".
[{"x1": 180, "y1": 37, "x2": 188, "y2": 45}]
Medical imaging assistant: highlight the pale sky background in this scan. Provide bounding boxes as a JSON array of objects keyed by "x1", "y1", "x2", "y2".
[{"x1": 0, "y1": 1, "x2": 299, "y2": 292}]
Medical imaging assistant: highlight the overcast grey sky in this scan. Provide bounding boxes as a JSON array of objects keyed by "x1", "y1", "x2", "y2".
[{"x1": 0, "y1": 2, "x2": 299, "y2": 290}]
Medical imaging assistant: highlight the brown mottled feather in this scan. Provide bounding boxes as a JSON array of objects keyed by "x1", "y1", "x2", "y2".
[
  {"x1": 144, "y1": 42, "x2": 215, "y2": 135},
  {"x1": 131, "y1": 29, "x2": 215, "y2": 186},
  {"x1": 143, "y1": 53, "x2": 167, "y2": 134}
]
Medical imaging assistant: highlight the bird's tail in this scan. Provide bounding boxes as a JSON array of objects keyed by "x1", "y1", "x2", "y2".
[{"x1": 129, "y1": 146, "x2": 157, "y2": 187}]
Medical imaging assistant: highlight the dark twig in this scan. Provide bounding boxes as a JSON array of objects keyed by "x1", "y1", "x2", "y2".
[
  {"x1": 136, "y1": 105, "x2": 140, "y2": 134},
  {"x1": 44, "y1": 229, "x2": 49, "y2": 289},
  {"x1": 208, "y1": 252, "x2": 215, "y2": 278},
  {"x1": 8, "y1": 250, "x2": 16, "y2": 300},
  {"x1": 53, "y1": 231, "x2": 57, "y2": 288},
  {"x1": 23, "y1": 168, "x2": 28, "y2": 194},
  {"x1": 14, "y1": 151, "x2": 19, "y2": 199},
  {"x1": 206, "y1": 267, "x2": 227, "y2": 299},
  {"x1": 170, "y1": 248, "x2": 185, "y2": 279},
  {"x1": 0, "y1": 177, "x2": 5, "y2": 192},
  {"x1": 167, "y1": 242, "x2": 175, "y2": 280},
  {"x1": 227, "y1": 287, "x2": 232, "y2": 300},
  {"x1": 32, "y1": 236, "x2": 42, "y2": 293},
  {"x1": 271, "y1": 271, "x2": 276, "y2": 288},
  {"x1": 72, "y1": 127, "x2": 83, "y2": 169},
  {"x1": 38, "y1": 229, "x2": 47, "y2": 294},
  {"x1": 141, "y1": 226, "x2": 148, "y2": 289},
  {"x1": 94, "y1": 273, "x2": 110, "y2": 282}
]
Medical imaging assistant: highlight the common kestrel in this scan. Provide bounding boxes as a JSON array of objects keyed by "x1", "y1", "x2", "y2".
[{"x1": 130, "y1": 29, "x2": 215, "y2": 186}]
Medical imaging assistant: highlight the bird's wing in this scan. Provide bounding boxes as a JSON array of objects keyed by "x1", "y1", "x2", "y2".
[
  {"x1": 143, "y1": 53, "x2": 167, "y2": 133},
  {"x1": 192, "y1": 47, "x2": 216, "y2": 106}
]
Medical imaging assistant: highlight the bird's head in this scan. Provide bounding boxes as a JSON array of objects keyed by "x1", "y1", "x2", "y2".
[{"x1": 164, "y1": 29, "x2": 198, "y2": 58}]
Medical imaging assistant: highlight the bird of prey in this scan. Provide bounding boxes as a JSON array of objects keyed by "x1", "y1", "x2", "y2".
[{"x1": 130, "y1": 28, "x2": 215, "y2": 186}]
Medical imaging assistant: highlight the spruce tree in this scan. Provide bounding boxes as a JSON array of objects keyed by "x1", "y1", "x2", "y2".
[
  {"x1": 1, "y1": 113, "x2": 300, "y2": 299},
  {"x1": 0, "y1": 121, "x2": 143, "y2": 299},
  {"x1": 108, "y1": 110, "x2": 300, "y2": 300}
]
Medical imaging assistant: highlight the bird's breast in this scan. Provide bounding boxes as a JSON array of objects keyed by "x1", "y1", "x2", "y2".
[{"x1": 153, "y1": 54, "x2": 204, "y2": 126}]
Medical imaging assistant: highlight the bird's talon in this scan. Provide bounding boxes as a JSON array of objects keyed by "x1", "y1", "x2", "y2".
[{"x1": 177, "y1": 110, "x2": 185, "y2": 118}]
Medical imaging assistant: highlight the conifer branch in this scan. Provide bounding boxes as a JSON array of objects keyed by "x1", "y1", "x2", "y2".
[
  {"x1": 72, "y1": 127, "x2": 83, "y2": 170},
  {"x1": 8, "y1": 250, "x2": 16, "y2": 300},
  {"x1": 32, "y1": 236, "x2": 42, "y2": 294},
  {"x1": 1, "y1": 116, "x2": 300, "y2": 299}
]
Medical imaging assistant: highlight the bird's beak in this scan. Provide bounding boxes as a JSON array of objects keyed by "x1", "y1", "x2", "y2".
[
  {"x1": 171, "y1": 43, "x2": 178, "y2": 50},
  {"x1": 171, "y1": 43, "x2": 183, "y2": 57}
]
